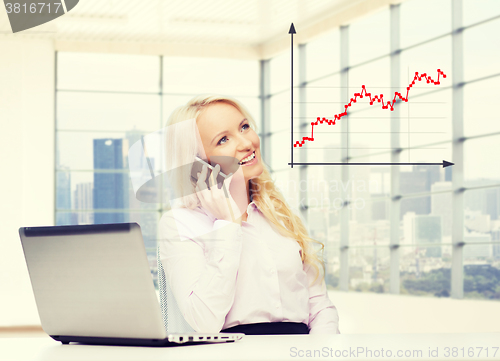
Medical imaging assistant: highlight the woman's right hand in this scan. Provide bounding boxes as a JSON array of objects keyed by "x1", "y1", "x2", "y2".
[{"x1": 194, "y1": 163, "x2": 245, "y2": 225}]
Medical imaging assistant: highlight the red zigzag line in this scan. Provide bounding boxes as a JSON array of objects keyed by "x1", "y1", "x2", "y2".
[{"x1": 293, "y1": 69, "x2": 447, "y2": 148}]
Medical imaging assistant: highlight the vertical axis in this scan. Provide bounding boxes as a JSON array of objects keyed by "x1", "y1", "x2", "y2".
[
  {"x1": 408, "y1": 66, "x2": 410, "y2": 163},
  {"x1": 298, "y1": 44, "x2": 308, "y2": 225},
  {"x1": 289, "y1": 23, "x2": 296, "y2": 168}
]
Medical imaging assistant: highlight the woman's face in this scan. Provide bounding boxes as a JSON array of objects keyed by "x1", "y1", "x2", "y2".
[{"x1": 196, "y1": 102, "x2": 264, "y2": 183}]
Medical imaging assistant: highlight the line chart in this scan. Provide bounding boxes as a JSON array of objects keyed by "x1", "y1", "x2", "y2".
[{"x1": 293, "y1": 69, "x2": 447, "y2": 148}]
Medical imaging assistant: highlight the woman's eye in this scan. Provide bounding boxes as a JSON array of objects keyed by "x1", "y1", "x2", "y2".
[
  {"x1": 217, "y1": 124, "x2": 249, "y2": 145},
  {"x1": 217, "y1": 136, "x2": 227, "y2": 145}
]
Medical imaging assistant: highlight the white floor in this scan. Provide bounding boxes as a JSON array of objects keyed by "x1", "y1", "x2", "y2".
[
  {"x1": 329, "y1": 290, "x2": 500, "y2": 334},
  {"x1": 4, "y1": 287, "x2": 500, "y2": 334}
]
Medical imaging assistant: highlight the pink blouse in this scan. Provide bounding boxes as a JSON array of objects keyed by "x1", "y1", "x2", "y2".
[{"x1": 158, "y1": 201, "x2": 340, "y2": 334}]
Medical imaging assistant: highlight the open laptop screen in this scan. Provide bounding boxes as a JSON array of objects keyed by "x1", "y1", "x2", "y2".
[{"x1": 19, "y1": 223, "x2": 168, "y2": 340}]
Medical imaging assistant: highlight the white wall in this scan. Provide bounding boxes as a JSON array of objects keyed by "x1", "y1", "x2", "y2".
[{"x1": 0, "y1": 38, "x2": 55, "y2": 326}]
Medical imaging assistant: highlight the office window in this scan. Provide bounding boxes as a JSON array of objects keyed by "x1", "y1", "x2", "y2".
[
  {"x1": 55, "y1": 53, "x2": 162, "y2": 292},
  {"x1": 460, "y1": 0, "x2": 500, "y2": 301},
  {"x1": 55, "y1": 0, "x2": 500, "y2": 300},
  {"x1": 463, "y1": 245, "x2": 500, "y2": 300},
  {"x1": 400, "y1": 245, "x2": 452, "y2": 297},
  {"x1": 464, "y1": 137, "x2": 500, "y2": 188},
  {"x1": 305, "y1": 29, "x2": 340, "y2": 83},
  {"x1": 57, "y1": 52, "x2": 160, "y2": 93},
  {"x1": 303, "y1": 74, "x2": 342, "y2": 164},
  {"x1": 270, "y1": 48, "x2": 298, "y2": 95},
  {"x1": 463, "y1": 18, "x2": 500, "y2": 82},
  {"x1": 263, "y1": 0, "x2": 500, "y2": 299},
  {"x1": 349, "y1": 246, "x2": 391, "y2": 293},
  {"x1": 269, "y1": 90, "x2": 291, "y2": 134},
  {"x1": 348, "y1": 57, "x2": 391, "y2": 163},
  {"x1": 400, "y1": 0, "x2": 451, "y2": 49},
  {"x1": 162, "y1": 56, "x2": 260, "y2": 96},
  {"x1": 268, "y1": 84, "x2": 294, "y2": 172},
  {"x1": 463, "y1": 78, "x2": 500, "y2": 138},
  {"x1": 463, "y1": 0, "x2": 500, "y2": 26},
  {"x1": 349, "y1": 7, "x2": 389, "y2": 66},
  {"x1": 55, "y1": 53, "x2": 261, "y2": 289}
]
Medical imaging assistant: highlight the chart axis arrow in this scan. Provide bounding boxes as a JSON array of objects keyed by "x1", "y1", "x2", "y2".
[{"x1": 287, "y1": 160, "x2": 454, "y2": 168}]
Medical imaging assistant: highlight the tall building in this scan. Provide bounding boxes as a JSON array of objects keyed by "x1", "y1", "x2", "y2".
[
  {"x1": 465, "y1": 209, "x2": 491, "y2": 233},
  {"x1": 402, "y1": 212, "x2": 442, "y2": 258},
  {"x1": 463, "y1": 234, "x2": 492, "y2": 260},
  {"x1": 400, "y1": 165, "x2": 441, "y2": 219},
  {"x1": 464, "y1": 180, "x2": 500, "y2": 221},
  {"x1": 492, "y1": 226, "x2": 500, "y2": 258},
  {"x1": 402, "y1": 212, "x2": 416, "y2": 256},
  {"x1": 444, "y1": 166, "x2": 452, "y2": 182},
  {"x1": 485, "y1": 188, "x2": 500, "y2": 221},
  {"x1": 56, "y1": 167, "x2": 72, "y2": 226},
  {"x1": 55, "y1": 147, "x2": 72, "y2": 225},
  {"x1": 414, "y1": 215, "x2": 442, "y2": 258},
  {"x1": 431, "y1": 182, "x2": 452, "y2": 237},
  {"x1": 93, "y1": 138, "x2": 129, "y2": 224},
  {"x1": 74, "y1": 182, "x2": 93, "y2": 224}
]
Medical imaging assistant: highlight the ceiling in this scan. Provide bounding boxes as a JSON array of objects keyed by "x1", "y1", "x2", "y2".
[{"x1": 0, "y1": 0, "x2": 400, "y2": 59}]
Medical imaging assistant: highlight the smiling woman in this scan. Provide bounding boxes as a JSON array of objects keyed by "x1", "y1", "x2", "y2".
[{"x1": 158, "y1": 95, "x2": 340, "y2": 335}]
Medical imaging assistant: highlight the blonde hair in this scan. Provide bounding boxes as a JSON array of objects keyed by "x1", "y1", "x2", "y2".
[{"x1": 165, "y1": 95, "x2": 326, "y2": 285}]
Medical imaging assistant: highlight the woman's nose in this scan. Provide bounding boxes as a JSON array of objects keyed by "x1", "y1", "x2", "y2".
[{"x1": 237, "y1": 134, "x2": 252, "y2": 150}]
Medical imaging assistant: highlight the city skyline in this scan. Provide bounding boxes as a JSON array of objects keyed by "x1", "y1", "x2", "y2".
[{"x1": 55, "y1": 131, "x2": 500, "y2": 298}]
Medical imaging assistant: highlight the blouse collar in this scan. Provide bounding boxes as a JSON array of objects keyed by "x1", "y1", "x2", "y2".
[{"x1": 201, "y1": 200, "x2": 260, "y2": 222}]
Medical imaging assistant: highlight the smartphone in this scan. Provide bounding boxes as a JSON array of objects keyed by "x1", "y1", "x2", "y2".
[{"x1": 191, "y1": 156, "x2": 232, "y2": 190}]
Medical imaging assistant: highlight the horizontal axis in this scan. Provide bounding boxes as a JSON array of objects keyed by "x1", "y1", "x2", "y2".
[{"x1": 288, "y1": 161, "x2": 454, "y2": 168}]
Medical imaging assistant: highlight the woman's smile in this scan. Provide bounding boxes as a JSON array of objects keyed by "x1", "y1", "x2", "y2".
[{"x1": 239, "y1": 151, "x2": 257, "y2": 166}]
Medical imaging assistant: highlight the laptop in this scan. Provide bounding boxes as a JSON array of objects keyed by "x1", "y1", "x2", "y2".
[{"x1": 18, "y1": 222, "x2": 244, "y2": 346}]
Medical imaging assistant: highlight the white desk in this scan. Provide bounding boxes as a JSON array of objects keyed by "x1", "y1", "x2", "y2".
[{"x1": 1, "y1": 333, "x2": 499, "y2": 361}]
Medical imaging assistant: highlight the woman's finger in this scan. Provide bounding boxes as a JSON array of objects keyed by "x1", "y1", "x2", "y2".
[
  {"x1": 197, "y1": 165, "x2": 208, "y2": 190},
  {"x1": 199, "y1": 163, "x2": 208, "y2": 182}
]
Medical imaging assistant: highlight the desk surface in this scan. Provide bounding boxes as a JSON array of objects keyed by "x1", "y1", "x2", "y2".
[{"x1": 1, "y1": 333, "x2": 499, "y2": 361}]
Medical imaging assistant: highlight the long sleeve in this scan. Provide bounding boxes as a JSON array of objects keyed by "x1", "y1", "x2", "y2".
[
  {"x1": 305, "y1": 262, "x2": 340, "y2": 334},
  {"x1": 158, "y1": 209, "x2": 243, "y2": 333}
]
